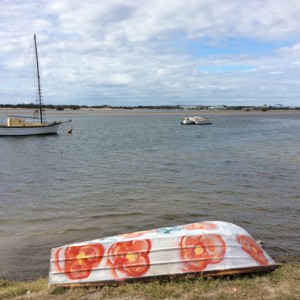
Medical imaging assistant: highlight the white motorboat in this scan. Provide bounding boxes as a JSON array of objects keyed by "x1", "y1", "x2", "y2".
[{"x1": 181, "y1": 116, "x2": 212, "y2": 125}]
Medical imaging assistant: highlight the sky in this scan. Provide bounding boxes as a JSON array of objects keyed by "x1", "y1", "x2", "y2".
[{"x1": 1, "y1": 0, "x2": 300, "y2": 107}]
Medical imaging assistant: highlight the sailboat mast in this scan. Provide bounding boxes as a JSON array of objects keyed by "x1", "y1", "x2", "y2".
[{"x1": 34, "y1": 34, "x2": 43, "y2": 124}]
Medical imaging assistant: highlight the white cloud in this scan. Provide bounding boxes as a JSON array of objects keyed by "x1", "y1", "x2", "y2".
[
  {"x1": 47, "y1": 0, "x2": 300, "y2": 43},
  {"x1": 1, "y1": 0, "x2": 300, "y2": 106},
  {"x1": 110, "y1": 73, "x2": 134, "y2": 85}
]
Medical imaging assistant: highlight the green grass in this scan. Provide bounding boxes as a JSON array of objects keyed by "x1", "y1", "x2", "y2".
[
  {"x1": 0, "y1": 277, "x2": 48, "y2": 299},
  {"x1": 1, "y1": 263, "x2": 299, "y2": 299}
]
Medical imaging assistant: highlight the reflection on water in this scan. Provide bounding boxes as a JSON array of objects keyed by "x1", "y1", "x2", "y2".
[{"x1": 0, "y1": 110, "x2": 300, "y2": 280}]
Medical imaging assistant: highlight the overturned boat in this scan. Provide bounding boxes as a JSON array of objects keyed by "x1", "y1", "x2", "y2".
[{"x1": 49, "y1": 221, "x2": 279, "y2": 286}]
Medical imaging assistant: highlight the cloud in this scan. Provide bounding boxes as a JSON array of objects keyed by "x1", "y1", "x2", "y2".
[
  {"x1": 48, "y1": 0, "x2": 300, "y2": 43},
  {"x1": 1, "y1": 0, "x2": 300, "y2": 106}
]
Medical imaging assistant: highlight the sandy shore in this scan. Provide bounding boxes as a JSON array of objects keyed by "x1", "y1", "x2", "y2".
[{"x1": 1, "y1": 107, "x2": 299, "y2": 117}]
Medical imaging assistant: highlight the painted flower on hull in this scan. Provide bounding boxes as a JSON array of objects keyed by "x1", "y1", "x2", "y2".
[
  {"x1": 107, "y1": 239, "x2": 151, "y2": 278},
  {"x1": 180, "y1": 234, "x2": 226, "y2": 272},
  {"x1": 118, "y1": 229, "x2": 153, "y2": 239},
  {"x1": 180, "y1": 236, "x2": 209, "y2": 271},
  {"x1": 183, "y1": 222, "x2": 217, "y2": 230},
  {"x1": 237, "y1": 235, "x2": 268, "y2": 266},
  {"x1": 56, "y1": 244, "x2": 105, "y2": 280}
]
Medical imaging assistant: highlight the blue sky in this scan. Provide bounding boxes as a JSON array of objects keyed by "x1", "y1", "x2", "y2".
[{"x1": 1, "y1": 0, "x2": 300, "y2": 106}]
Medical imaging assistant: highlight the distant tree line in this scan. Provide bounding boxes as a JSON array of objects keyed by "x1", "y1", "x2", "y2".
[
  {"x1": 0, "y1": 103, "x2": 299, "y2": 110},
  {"x1": 0, "y1": 103, "x2": 81, "y2": 110},
  {"x1": 225, "y1": 105, "x2": 300, "y2": 110},
  {"x1": 0, "y1": 103, "x2": 184, "y2": 110}
]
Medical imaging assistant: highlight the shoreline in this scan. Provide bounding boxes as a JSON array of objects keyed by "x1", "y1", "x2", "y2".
[
  {"x1": 1, "y1": 107, "x2": 300, "y2": 116},
  {"x1": 1, "y1": 254, "x2": 298, "y2": 284},
  {"x1": 1, "y1": 262, "x2": 299, "y2": 299}
]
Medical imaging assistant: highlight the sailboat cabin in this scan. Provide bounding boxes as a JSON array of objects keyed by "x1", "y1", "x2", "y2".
[{"x1": 7, "y1": 117, "x2": 50, "y2": 127}]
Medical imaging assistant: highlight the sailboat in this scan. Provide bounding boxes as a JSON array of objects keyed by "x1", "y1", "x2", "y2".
[{"x1": 0, "y1": 35, "x2": 70, "y2": 136}]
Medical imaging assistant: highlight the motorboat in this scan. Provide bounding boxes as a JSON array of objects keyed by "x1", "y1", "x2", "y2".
[{"x1": 181, "y1": 116, "x2": 212, "y2": 125}]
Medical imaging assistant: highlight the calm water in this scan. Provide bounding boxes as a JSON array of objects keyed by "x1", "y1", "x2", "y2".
[{"x1": 0, "y1": 110, "x2": 300, "y2": 281}]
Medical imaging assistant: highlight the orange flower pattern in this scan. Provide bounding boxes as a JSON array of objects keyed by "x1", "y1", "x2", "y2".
[
  {"x1": 180, "y1": 234, "x2": 226, "y2": 271},
  {"x1": 183, "y1": 222, "x2": 217, "y2": 230},
  {"x1": 58, "y1": 244, "x2": 105, "y2": 280},
  {"x1": 50, "y1": 222, "x2": 274, "y2": 285},
  {"x1": 107, "y1": 240, "x2": 151, "y2": 278},
  {"x1": 237, "y1": 235, "x2": 268, "y2": 266},
  {"x1": 118, "y1": 229, "x2": 153, "y2": 239}
]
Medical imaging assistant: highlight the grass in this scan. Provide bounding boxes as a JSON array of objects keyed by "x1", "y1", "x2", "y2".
[
  {"x1": 0, "y1": 263, "x2": 299, "y2": 299},
  {"x1": 0, "y1": 277, "x2": 48, "y2": 299}
]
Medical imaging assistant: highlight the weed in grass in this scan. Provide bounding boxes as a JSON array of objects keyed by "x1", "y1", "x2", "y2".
[{"x1": 50, "y1": 286, "x2": 67, "y2": 295}]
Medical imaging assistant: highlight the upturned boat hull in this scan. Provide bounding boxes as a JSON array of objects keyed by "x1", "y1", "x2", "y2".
[{"x1": 49, "y1": 221, "x2": 279, "y2": 286}]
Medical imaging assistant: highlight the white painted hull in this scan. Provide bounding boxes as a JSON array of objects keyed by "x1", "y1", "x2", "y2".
[
  {"x1": 0, "y1": 123, "x2": 61, "y2": 136},
  {"x1": 49, "y1": 221, "x2": 278, "y2": 286},
  {"x1": 194, "y1": 120, "x2": 212, "y2": 125}
]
